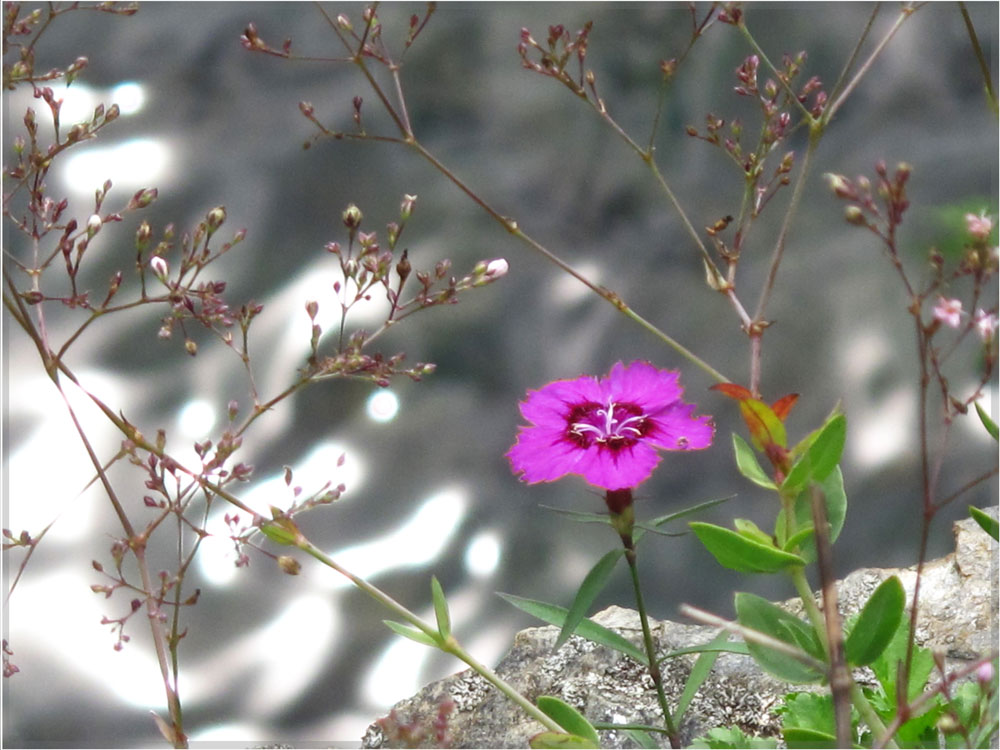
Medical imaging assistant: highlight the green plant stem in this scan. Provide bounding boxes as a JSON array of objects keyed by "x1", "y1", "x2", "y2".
[
  {"x1": 958, "y1": 2, "x2": 999, "y2": 115},
  {"x1": 620, "y1": 533, "x2": 681, "y2": 749},
  {"x1": 295, "y1": 538, "x2": 566, "y2": 737},
  {"x1": 851, "y1": 681, "x2": 897, "y2": 748}
]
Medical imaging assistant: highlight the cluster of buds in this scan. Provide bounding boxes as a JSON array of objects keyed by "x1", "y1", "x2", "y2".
[
  {"x1": 517, "y1": 22, "x2": 593, "y2": 96},
  {"x1": 374, "y1": 699, "x2": 454, "y2": 749},
  {"x1": 825, "y1": 160, "x2": 912, "y2": 233}
]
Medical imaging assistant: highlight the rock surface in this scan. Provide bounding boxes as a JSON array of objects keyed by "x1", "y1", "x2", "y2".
[{"x1": 362, "y1": 510, "x2": 998, "y2": 748}]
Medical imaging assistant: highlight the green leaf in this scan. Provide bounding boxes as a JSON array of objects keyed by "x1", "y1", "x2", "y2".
[
  {"x1": 733, "y1": 433, "x2": 777, "y2": 489},
  {"x1": 782, "y1": 413, "x2": 846, "y2": 496},
  {"x1": 660, "y1": 641, "x2": 751, "y2": 660},
  {"x1": 556, "y1": 549, "x2": 622, "y2": 650},
  {"x1": 529, "y1": 732, "x2": 598, "y2": 749},
  {"x1": 734, "y1": 592, "x2": 825, "y2": 684},
  {"x1": 969, "y1": 505, "x2": 999, "y2": 541},
  {"x1": 775, "y1": 467, "x2": 847, "y2": 563},
  {"x1": 539, "y1": 505, "x2": 614, "y2": 525},
  {"x1": 782, "y1": 727, "x2": 839, "y2": 749},
  {"x1": 536, "y1": 696, "x2": 600, "y2": 746},
  {"x1": 633, "y1": 495, "x2": 736, "y2": 543},
  {"x1": 733, "y1": 518, "x2": 773, "y2": 545},
  {"x1": 690, "y1": 726, "x2": 779, "y2": 748},
  {"x1": 845, "y1": 576, "x2": 904, "y2": 666},
  {"x1": 383, "y1": 619, "x2": 439, "y2": 648},
  {"x1": 675, "y1": 630, "x2": 730, "y2": 723},
  {"x1": 622, "y1": 729, "x2": 659, "y2": 749},
  {"x1": 430, "y1": 576, "x2": 451, "y2": 640},
  {"x1": 871, "y1": 614, "x2": 935, "y2": 702},
  {"x1": 497, "y1": 593, "x2": 648, "y2": 665},
  {"x1": 975, "y1": 401, "x2": 999, "y2": 441},
  {"x1": 690, "y1": 522, "x2": 806, "y2": 574}
]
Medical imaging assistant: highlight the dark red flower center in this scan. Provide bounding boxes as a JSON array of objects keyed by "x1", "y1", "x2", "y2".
[{"x1": 566, "y1": 400, "x2": 650, "y2": 451}]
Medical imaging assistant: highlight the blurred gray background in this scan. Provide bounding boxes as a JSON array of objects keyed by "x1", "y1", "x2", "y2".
[{"x1": 3, "y1": 2, "x2": 997, "y2": 746}]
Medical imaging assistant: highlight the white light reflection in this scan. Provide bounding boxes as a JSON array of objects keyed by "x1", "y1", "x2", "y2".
[
  {"x1": 310, "y1": 488, "x2": 467, "y2": 590},
  {"x1": 464, "y1": 530, "x2": 501, "y2": 578},
  {"x1": 62, "y1": 137, "x2": 170, "y2": 195},
  {"x1": 363, "y1": 629, "x2": 431, "y2": 706},
  {"x1": 110, "y1": 81, "x2": 145, "y2": 114},
  {"x1": 366, "y1": 389, "x2": 399, "y2": 423},
  {"x1": 550, "y1": 260, "x2": 602, "y2": 305},
  {"x1": 177, "y1": 399, "x2": 216, "y2": 440}
]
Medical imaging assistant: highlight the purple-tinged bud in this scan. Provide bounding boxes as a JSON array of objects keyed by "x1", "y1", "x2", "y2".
[
  {"x1": 824, "y1": 173, "x2": 854, "y2": 199},
  {"x1": 127, "y1": 187, "x2": 158, "y2": 210},
  {"x1": 305, "y1": 300, "x2": 319, "y2": 319},
  {"x1": 396, "y1": 249, "x2": 411, "y2": 282},
  {"x1": 895, "y1": 162, "x2": 912, "y2": 183},
  {"x1": 67, "y1": 123, "x2": 87, "y2": 143},
  {"x1": 977, "y1": 661, "x2": 995, "y2": 684},
  {"x1": 136, "y1": 220, "x2": 152, "y2": 248},
  {"x1": 474, "y1": 258, "x2": 509, "y2": 286},
  {"x1": 149, "y1": 255, "x2": 169, "y2": 282},
  {"x1": 337, "y1": 13, "x2": 352, "y2": 30},
  {"x1": 400, "y1": 193, "x2": 417, "y2": 220},
  {"x1": 342, "y1": 203, "x2": 363, "y2": 229},
  {"x1": 228, "y1": 400, "x2": 239, "y2": 420},
  {"x1": 299, "y1": 100, "x2": 314, "y2": 117},
  {"x1": 104, "y1": 103, "x2": 120, "y2": 123}
]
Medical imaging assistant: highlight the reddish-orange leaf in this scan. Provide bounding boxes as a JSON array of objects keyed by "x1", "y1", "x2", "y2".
[
  {"x1": 710, "y1": 383, "x2": 754, "y2": 401},
  {"x1": 771, "y1": 393, "x2": 800, "y2": 422}
]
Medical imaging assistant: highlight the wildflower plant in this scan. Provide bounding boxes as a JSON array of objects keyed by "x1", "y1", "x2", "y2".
[{"x1": 3, "y1": 3, "x2": 998, "y2": 750}]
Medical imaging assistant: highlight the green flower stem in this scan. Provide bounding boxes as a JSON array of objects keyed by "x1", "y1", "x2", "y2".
[
  {"x1": 851, "y1": 680, "x2": 897, "y2": 748},
  {"x1": 295, "y1": 538, "x2": 566, "y2": 736},
  {"x1": 618, "y1": 523, "x2": 682, "y2": 749}
]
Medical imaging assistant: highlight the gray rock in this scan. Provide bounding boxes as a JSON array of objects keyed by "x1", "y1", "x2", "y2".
[{"x1": 362, "y1": 510, "x2": 998, "y2": 748}]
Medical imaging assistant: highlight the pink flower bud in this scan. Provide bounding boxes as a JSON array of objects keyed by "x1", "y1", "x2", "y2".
[
  {"x1": 966, "y1": 211, "x2": 994, "y2": 241},
  {"x1": 933, "y1": 297, "x2": 963, "y2": 329}
]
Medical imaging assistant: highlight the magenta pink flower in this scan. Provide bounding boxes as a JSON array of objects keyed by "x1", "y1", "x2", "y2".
[{"x1": 507, "y1": 361, "x2": 714, "y2": 491}]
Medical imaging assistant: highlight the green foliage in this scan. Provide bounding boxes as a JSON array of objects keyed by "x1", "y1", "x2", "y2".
[
  {"x1": 690, "y1": 726, "x2": 779, "y2": 748},
  {"x1": 733, "y1": 433, "x2": 778, "y2": 489},
  {"x1": 974, "y1": 401, "x2": 998, "y2": 441},
  {"x1": 778, "y1": 692, "x2": 845, "y2": 749},
  {"x1": 382, "y1": 619, "x2": 439, "y2": 647},
  {"x1": 529, "y1": 731, "x2": 599, "y2": 749},
  {"x1": 734, "y1": 592, "x2": 825, "y2": 684},
  {"x1": 774, "y1": 467, "x2": 847, "y2": 563},
  {"x1": 430, "y1": 576, "x2": 451, "y2": 640},
  {"x1": 969, "y1": 505, "x2": 999, "y2": 541},
  {"x1": 497, "y1": 593, "x2": 648, "y2": 664},
  {"x1": 690, "y1": 522, "x2": 806, "y2": 573},
  {"x1": 556, "y1": 550, "x2": 623, "y2": 650},
  {"x1": 781, "y1": 413, "x2": 846, "y2": 496},
  {"x1": 535, "y1": 696, "x2": 600, "y2": 747},
  {"x1": 844, "y1": 576, "x2": 905, "y2": 667}
]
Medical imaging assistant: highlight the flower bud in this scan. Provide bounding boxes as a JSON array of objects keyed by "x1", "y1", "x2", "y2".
[
  {"x1": 185, "y1": 339, "x2": 198, "y2": 356},
  {"x1": 206, "y1": 206, "x2": 227, "y2": 232},
  {"x1": 149, "y1": 255, "x2": 169, "y2": 281},
  {"x1": 305, "y1": 300, "x2": 319, "y2": 319},
  {"x1": 277, "y1": 555, "x2": 302, "y2": 575},
  {"x1": 824, "y1": 173, "x2": 853, "y2": 199},
  {"x1": 400, "y1": 194, "x2": 417, "y2": 220},
  {"x1": 127, "y1": 187, "x2": 158, "y2": 210},
  {"x1": 844, "y1": 206, "x2": 866, "y2": 226},
  {"x1": 342, "y1": 203, "x2": 363, "y2": 229},
  {"x1": 86, "y1": 213, "x2": 103, "y2": 237}
]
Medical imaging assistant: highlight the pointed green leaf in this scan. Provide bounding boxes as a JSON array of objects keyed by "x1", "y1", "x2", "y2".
[
  {"x1": 622, "y1": 729, "x2": 659, "y2": 749},
  {"x1": 782, "y1": 727, "x2": 839, "y2": 748},
  {"x1": 782, "y1": 414, "x2": 846, "y2": 496},
  {"x1": 775, "y1": 467, "x2": 847, "y2": 563},
  {"x1": 969, "y1": 505, "x2": 999, "y2": 541},
  {"x1": 383, "y1": 619, "x2": 439, "y2": 648},
  {"x1": 733, "y1": 433, "x2": 778, "y2": 489},
  {"x1": 634, "y1": 495, "x2": 737, "y2": 543},
  {"x1": 845, "y1": 576, "x2": 904, "y2": 666},
  {"x1": 536, "y1": 696, "x2": 600, "y2": 746},
  {"x1": 539, "y1": 505, "x2": 614, "y2": 525},
  {"x1": 733, "y1": 518, "x2": 773, "y2": 545},
  {"x1": 975, "y1": 401, "x2": 999, "y2": 441},
  {"x1": 430, "y1": 576, "x2": 451, "y2": 640},
  {"x1": 529, "y1": 732, "x2": 598, "y2": 749},
  {"x1": 675, "y1": 630, "x2": 730, "y2": 723},
  {"x1": 782, "y1": 527, "x2": 816, "y2": 553},
  {"x1": 690, "y1": 522, "x2": 805, "y2": 574},
  {"x1": 556, "y1": 549, "x2": 622, "y2": 650},
  {"x1": 735, "y1": 592, "x2": 825, "y2": 684},
  {"x1": 497, "y1": 593, "x2": 648, "y2": 665}
]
